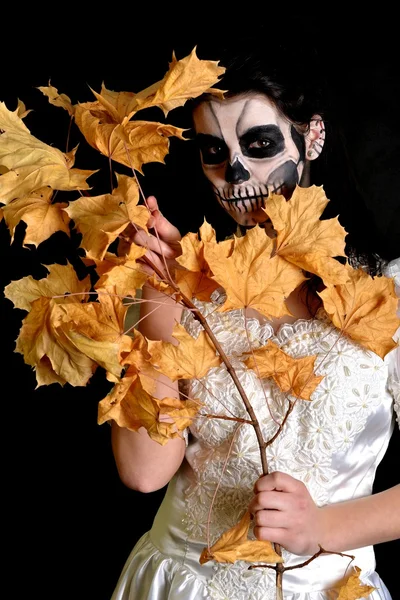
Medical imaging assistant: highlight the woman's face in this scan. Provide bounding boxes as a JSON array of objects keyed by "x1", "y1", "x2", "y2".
[{"x1": 192, "y1": 93, "x2": 318, "y2": 226}]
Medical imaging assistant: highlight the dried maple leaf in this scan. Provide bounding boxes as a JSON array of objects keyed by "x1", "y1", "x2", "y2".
[
  {"x1": 204, "y1": 225, "x2": 306, "y2": 319},
  {"x1": 2, "y1": 186, "x2": 70, "y2": 247},
  {"x1": 319, "y1": 264, "x2": 400, "y2": 358},
  {"x1": 176, "y1": 220, "x2": 221, "y2": 301},
  {"x1": 0, "y1": 102, "x2": 95, "y2": 204},
  {"x1": 148, "y1": 322, "x2": 222, "y2": 381},
  {"x1": 88, "y1": 244, "x2": 148, "y2": 298},
  {"x1": 37, "y1": 82, "x2": 75, "y2": 116},
  {"x1": 4, "y1": 263, "x2": 96, "y2": 387},
  {"x1": 131, "y1": 47, "x2": 226, "y2": 117},
  {"x1": 265, "y1": 185, "x2": 349, "y2": 284},
  {"x1": 74, "y1": 103, "x2": 187, "y2": 173},
  {"x1": 98, "y1": 378, "x2": 193, "y2": 445},
  {"x1": 337, "y1": 566, "x2": 375, "y2": 599},
  {"x1": 199, "y1": 510, "x2": 283, "y2": 565},
  {"x1": 244, "y1": 340, "x2": 324, "y2": 400},
  {"x1": 55, "y1": 288, "x2": 134, "y2": 379},
  {"x1": 64, "y1": 173, "x2": 149, "y2": 260}
]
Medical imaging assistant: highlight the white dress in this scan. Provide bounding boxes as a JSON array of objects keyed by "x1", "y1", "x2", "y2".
[{"x1": 111, "y1": 259, "x2": 400, "y2": 600}]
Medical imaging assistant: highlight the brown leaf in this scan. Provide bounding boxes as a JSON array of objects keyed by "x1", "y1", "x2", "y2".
[
  {"x1": 319, "y1": 264, "x2": 400, "y2": 358},
  {"x1": 199, "y1": 510, "x2": 283, "y2": 565},
  {"x1": 2, "y1": 186, "x2": 70, "y2": 247},
  {"x1": 148, "y1": 322, "x2": 222, "y2": 381},
  {"x1": 244, "y1": 340, "x2": 324, "y2": 400},
  {"x1": 265, "y1": 185, "x2": 349, "y2": 284},
  {"x1": 337, "y1": 566, "x2": 375, "y2": 599},
  {"x1": 0, "y1": 101, "x2": 95, "y2": 204},
  {"x1": 37, "y1": 82, "x2": 75, "y2": 116},
  {"x1": 204, "y1": 225, "x2": 306, "y2": 319}
]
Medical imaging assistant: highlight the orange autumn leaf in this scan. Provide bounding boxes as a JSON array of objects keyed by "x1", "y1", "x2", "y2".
[
  {"x1": 90, "y1": 244, "x2": 148, "y2": 298},
  {"x1": 2, "y1": 186, "x2": 70, "y2": 246},
  {"x1": 0, "y1": 101, "x2": 96, "y2": 204},
  {"x1": 337, "y1": 566, "x2": 375, "y2": 599},
  {"x1": 319, "y1": 264, "x2": 400, "y2": 358},
  {"x1": 131, "y1": 47, "x2": 226, "y2": 117},
  {"x1": 244, "y1": 340, "x2": 324, "y2": 400},
  {"x1": 176, "y1": 220, "x2": 221, "y2": 301},
  {"x1": 64, "y1": 173, "x2": 149, "y2": 260},
  {"x1": 199, "y1": 510, "x2": 283, "y2": 565},
  {"x1": 265, "y1": 185, "x2": 349, "y2": 284},
  {"x1": 148, "y1": 322, "x2": 222, "y2": 381},
  {"x1": 98, "y1": 377, "x2": 188, "y2": 445},
  {"x1": 55, "y1": 288, "x2": 134, "y2": 378},
  {"x1": 4, "y1": 263, "x2": 97, "y2": 387},
  {"x1": 74, "y1": 102, "x2": 187, "y2": 173},
  {"x1": 37, "y1": 82, "x2": 75, "y2": 116},
  {"x1": 204, "y1": 225, "x2": 306, "y2": 319}
]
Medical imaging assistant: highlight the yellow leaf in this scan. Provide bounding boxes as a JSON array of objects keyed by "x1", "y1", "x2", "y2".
[
  {"x1": 157, "y1": 397, "x2": 201, "y2": 431},
  {"x1": 244, "y1": 340, "x2": 324, "y2": 400},
  {"x1": 176, "y1": 220, "x2": 221, "y2": 301},
  {"x1": 55, "y1": 288, "x2": 134, "y2": 377},
  {"x1": 2, "y1": 186, "x2": 70, "y2": 246},
  {"x1": 265, "y1": 185, "x2": 349, "y2": 284},
  {"x1": 319, "y1": 264, "x2": 400, "y2": 358},
  {"x1": 4, "y1": 263, "x2": 95, "y2": 387},
  {"x1": 337, "y1": 566, "x2": 375, "y2": 599},
  {"x1": 98, "y1": 378, "x2": 183, "y2": 445},
  {"x1": 200, "y1": 510, "x2": 283, "y2": 565},
  {"x1": 132, "y1": 47, "x2": 226, "y2": 116},
  {"x1": 64, "y1": 173, "x2": 149, "y2": 260},
  {"x1": 91, "y1": 244, "x2": 148, "y2": 298},
  {"x1": 0, "y1": 101, "x2": 95, "y2": 204},
  {"x1": 4, "y1": 261, "x2": 91, "y2": 312},
  {"x1": 204, "y1": 225, "x2": 306, "y2": 319},
  {"x1": 148, "y1": 322, "x2": 222, "y2": 381},
  {"x1": 16, "y1": 298, "x2": 96, "y2": 387},
  {"x1": 37, "y1": 82, "x2": 75, "y2": 116},
  {"x1": 74, "y1": 103, "x2": 186, "y2": 173}
]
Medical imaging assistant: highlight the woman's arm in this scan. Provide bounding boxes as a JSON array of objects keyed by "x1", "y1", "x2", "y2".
[
  {"x1": 111, "y1": 197, "x2": 187, "y2": 493},
  {"x1": 248, "y1": 471, "x2": 400, "y2": 555}
]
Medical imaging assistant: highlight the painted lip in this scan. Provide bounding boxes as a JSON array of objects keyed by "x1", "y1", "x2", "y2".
[{"x1": 214, "y1": 183, "x2": 286, "y2": 203}]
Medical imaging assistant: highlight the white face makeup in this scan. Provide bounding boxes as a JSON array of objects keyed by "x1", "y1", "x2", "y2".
[{"x1": 193, "y1": 93, "x2": 316, "y2": 226}]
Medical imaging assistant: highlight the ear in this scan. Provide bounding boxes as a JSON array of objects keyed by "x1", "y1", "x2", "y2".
[{"x1": 305, "y1": 115, "x2": 325, "y2": 160}]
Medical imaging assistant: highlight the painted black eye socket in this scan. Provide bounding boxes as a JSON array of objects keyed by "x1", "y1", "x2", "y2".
[
  {"x1": 196, "y1": 134, "x2": 228, "y2": 165},
  {"x1": 240, "y1": 125, "x2": 285, "y2": 159}
]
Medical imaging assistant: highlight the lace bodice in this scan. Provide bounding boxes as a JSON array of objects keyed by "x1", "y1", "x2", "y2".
[{"x1": 173, "y1": 281, "x2": 399, "y2": 597}]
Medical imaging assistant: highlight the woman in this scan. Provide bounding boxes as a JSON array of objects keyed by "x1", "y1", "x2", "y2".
[{"x1": 110, "y1": 29, "x2": 400, "y2": 599}]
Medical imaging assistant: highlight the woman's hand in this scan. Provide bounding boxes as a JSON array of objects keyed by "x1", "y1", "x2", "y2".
[
  {"x1": 121, "y1": 195, "x2": 182, "y2": 278},
  {"x1": 248, "y1": 471, "x2": 324, "y2": 556}
]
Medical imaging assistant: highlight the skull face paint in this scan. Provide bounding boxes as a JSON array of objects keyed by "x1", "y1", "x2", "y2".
[{"x1": 193, "y1": 93, "x2": 309, "y2": 226}]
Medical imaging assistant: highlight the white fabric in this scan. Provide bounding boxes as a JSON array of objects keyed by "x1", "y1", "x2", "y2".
[{"x1": 112, "y1": 258, "x2": 400, "y2": 600}]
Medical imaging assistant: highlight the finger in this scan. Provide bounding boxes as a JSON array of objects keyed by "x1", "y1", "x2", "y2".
[
  {"x1": 253, "y1": 508, "x2": 289, "y2": 530},
  {"x1": 253, "y1": 526, "x2": 289, "y2": 547},
  {"x1": 153, "y1": 210, "x2": 182, "y2": 244},
  {"x1": 249, "y1": 491, "x2": 291, "y2": 514},
  {"x1": 132, "y1": 231, "x2": 179, "y2": 259},
  {"x1": 254, "y1": 472, "x2": 301, "y2": 494}
]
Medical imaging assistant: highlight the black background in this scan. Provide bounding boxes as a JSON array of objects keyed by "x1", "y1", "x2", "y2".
[{"x1": 1, "y1": 13, "x2": 399, "y2": 600}]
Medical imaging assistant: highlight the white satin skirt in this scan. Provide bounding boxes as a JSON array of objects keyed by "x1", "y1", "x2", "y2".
[{"x1": 111, "y1": 531, "x2": 392, "y2": 600}]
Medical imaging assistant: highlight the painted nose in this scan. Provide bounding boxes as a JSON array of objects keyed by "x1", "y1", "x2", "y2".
[{"x1": 225, "y1": 158, "x2": 250, "y2": 185}]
